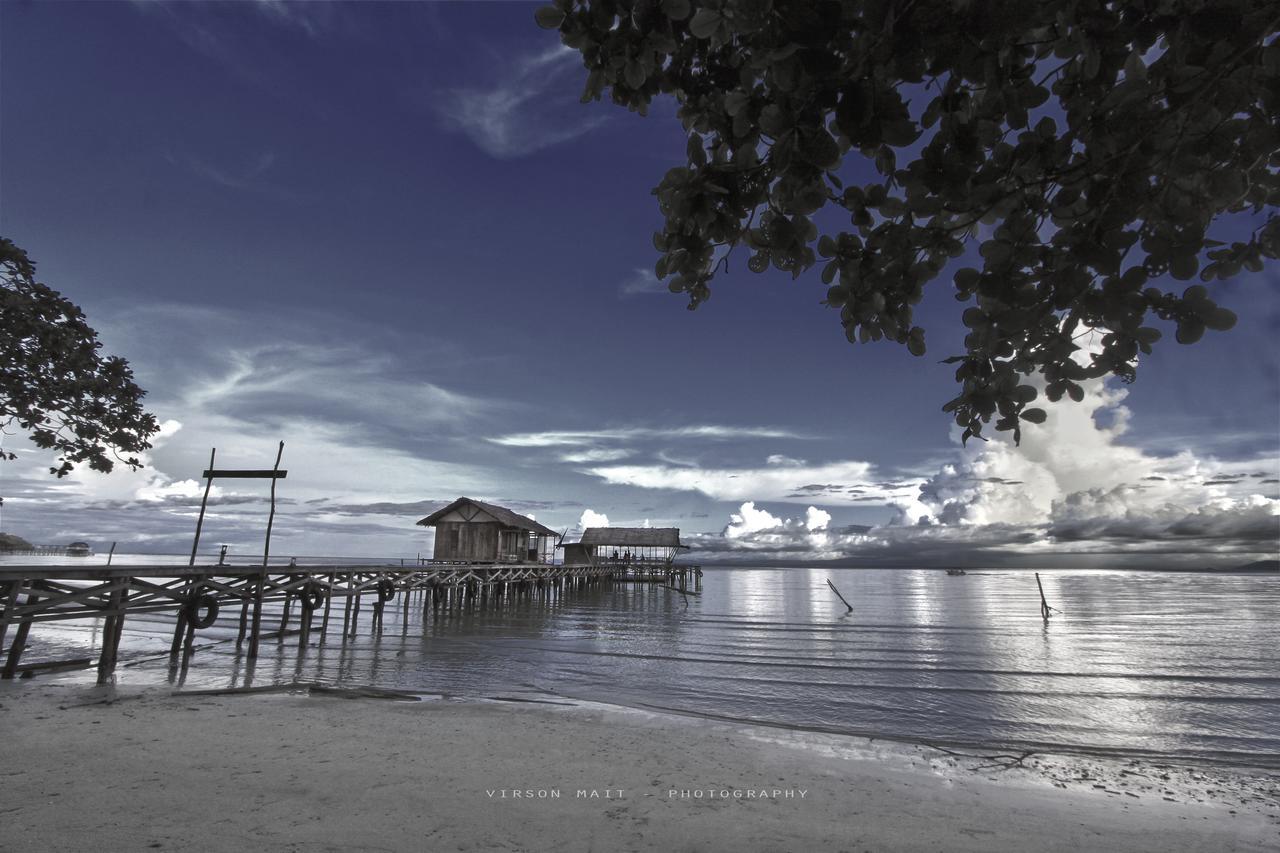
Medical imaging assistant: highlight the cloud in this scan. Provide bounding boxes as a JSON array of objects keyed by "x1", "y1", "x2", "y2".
[
  {"x1": 559, "y1": 449, "x2": 632, "y2": 464},
  {"x1": 891, "y1": 364, "x2": 1279, "y2": 552},
  {"x1": 618, "y1": 268, "x2": 667, "y2": 297},
  {"x1": 490, "y1": 425, "x2": 809, "y2": 447},
  {"x1": 683, "y1": 348, "x2": 1278, "y2": 566},
  {"x1": 165, "y1": 149, "x2": 300, "y2": 198},
  {"x1": 437, "y1": 46, "x2": 605, "y2": 158},
  {"x1": 579, "y1": 508, "x2": 610, "y2": 530},
  {"x1": 0, "y1": 304, "x2": 519, "y2": 556},
  {"x1": 585, "y1": 458, "x2": 909, "y2": 505},
  {"x1": 710, "y1": 501, "x2": 837, "y2": 555}
]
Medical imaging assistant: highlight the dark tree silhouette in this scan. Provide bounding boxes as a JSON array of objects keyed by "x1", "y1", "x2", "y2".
[
  {"x1": 1, "y1": 238, "x2": 159, "y2": 476},
  {"x1": 537, "y1": 0, "x2": 1278, "y2": 442}
]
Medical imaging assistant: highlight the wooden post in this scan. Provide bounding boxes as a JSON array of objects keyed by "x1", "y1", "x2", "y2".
[
  {"x1": 236, "y1": 589, "x2": 251, "y2": 646},
  {"x1": 342, "y1": 573, "x2": 354, "y2": 637},
  {"x1": 262, "y1": 441, "x2": 285, "y2": 566},
  {"x1": 170, "y1": 578, "x2": 193, "y2": 656},
  {"x1": 97, "y1": 579, "x2": 128, "y2": 683},
  {"x1": 320, "y1": 572, "x2": 335, "y2": 640},
  {"x1": 1036, "y1": 572, "x2": 1053, "y2": 621},
  {"x1": 2, "y1": 592, "x2": 38, "y2": 679},
  {"x1": 827, "y1": 579, "x2": 853, "y2": 613},
  {"x1": 0, "y1": 580, "x2": 21, "y2": 655},
  {"x1": 350, "y1": 583, "x2": 362, "y2": 636},
  {"x1": 247, "y1": 569, "x2": 267, "y2": 660},
  {"x1": 278, "y1": 591, "x2": 292, "y2": 643},
  {"x1": 189, "y1": 448, "x2": 217, "y2": 565},
  {"x1": 106, "y1": 541, "x2": 117, "y2": 567}
]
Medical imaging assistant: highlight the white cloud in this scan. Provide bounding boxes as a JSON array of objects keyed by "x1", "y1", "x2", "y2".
[
  {"x1": 490, "y1": 425, "x2": 808, "y2": 447},
  {"x1": 618, "y1": 268, "x2": 667, "y2": 297},
  {"x1": 586, "y1": 458, "x2": 891, "y2": 504},
  {"x1": 686, "y1": 366, "x2": 1278, "y2": 565},
  {"x1": 437, "y1": 46, "x2": 605, "y2": 159},
  {"x1": 893, "y1": 362, "x2": 1279, "y2": 547},
  {"x1": 579, "y1": 508, "x2": 610, "y2": 530},
  {"x1": 559, "y1": 449, "x2": 632, "y2": 464},
  {"x1": 717, "y1": 501, "x2": 837, "y2": 555},
  {"x1": 724, "y1": 501, "x2": 783, "y2": 538}
]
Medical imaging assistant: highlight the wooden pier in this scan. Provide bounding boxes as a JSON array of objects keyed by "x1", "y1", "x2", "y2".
[{"x1": 0, "y1": 559, "x2": 700, "y2": 683}]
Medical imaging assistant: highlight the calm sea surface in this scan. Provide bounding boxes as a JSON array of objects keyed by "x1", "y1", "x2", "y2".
[{"x1": 8, "y1": 557, "x2": 1279, "y2": 767}]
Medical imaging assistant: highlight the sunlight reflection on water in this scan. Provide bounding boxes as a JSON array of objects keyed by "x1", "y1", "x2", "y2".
[{"x1": 10, "y1": 561, "x2": 1279, "y2": 766}]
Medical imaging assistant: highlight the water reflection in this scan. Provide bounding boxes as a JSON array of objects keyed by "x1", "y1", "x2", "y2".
[{"x1": 13, "y1": 566, "x2": 1280, "y2": 766}]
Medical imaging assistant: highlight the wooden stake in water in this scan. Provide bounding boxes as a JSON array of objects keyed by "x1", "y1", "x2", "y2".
[
  {"x1": 827, "y1": 579, "x2": 853, "y2": 613},
  {"x1": 1035, "y1": 572, "x2": 1052, "y2": 621}
]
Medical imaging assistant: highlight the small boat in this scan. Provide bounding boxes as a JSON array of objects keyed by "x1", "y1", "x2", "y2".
[
  {"x1": 945, "y1": 568, "x2": 967, "y2": 576},
  {"x1": 66, "y1": 541, "x2": 92, "y2": 557}
]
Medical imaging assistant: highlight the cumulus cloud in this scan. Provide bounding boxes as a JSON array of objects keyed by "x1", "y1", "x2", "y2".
[
  {"x1": 686, "y1": 356, "x2": 1277, "y2": 566},
  {"x1": 712, "y1": 502, "x2": 838, "y2": 556},
  {"x1": 890, "y1": 363, "x2": 1279, "y2": 555},
  {"x1": 579, "y1": 508, "x2": 610, "y2": 530}
]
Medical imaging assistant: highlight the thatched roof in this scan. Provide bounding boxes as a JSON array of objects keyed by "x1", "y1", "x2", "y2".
[
  {"x1": 417, "y1": 497, "x2": 558, "y2": 537},
  {"x1": 579, "y1": 527, "x2": 684, "y2": 548}
]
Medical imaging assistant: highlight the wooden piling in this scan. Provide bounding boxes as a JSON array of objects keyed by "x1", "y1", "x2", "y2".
[
  {"x1": 321, "y1": 572, "x2": 335, "y2": 640},
  {"x1": 96, "y1": 581, "x2": 128, "y2": 683},
  {"x1": 1, "y1": 591, "x2": 38, "y2": 679},
  {"x1": 247, "y1": 569, "x2": 267, "y2": 660},
  {"x1": 278, "y1": 591, "x2": 292, "y2": 643},
  {"x1": 0, "y1": 581, "x2": 21, "y2": 656}
]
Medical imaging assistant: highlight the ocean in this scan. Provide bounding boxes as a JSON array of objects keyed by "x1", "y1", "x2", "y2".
[{"x1": 7, "y1": 558, "x2": 1278, "y2": 768}]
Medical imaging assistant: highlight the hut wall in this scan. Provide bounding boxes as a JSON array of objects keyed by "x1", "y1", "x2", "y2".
[{"x1": 432, "y1": 521, "x2": 500, "y2": 562}]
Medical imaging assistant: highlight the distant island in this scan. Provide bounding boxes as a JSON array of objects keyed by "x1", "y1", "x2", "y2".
[
  {"x1": 0, "y1": 532, "x2": 35, "y2": 551},
  {"x1": 1231, "y1": 559, "x2": 1280, "y2": 573}
]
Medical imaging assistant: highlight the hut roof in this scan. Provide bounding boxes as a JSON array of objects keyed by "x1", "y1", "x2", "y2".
[
  {"x1": 579, "y1": 527, "x2": 684, "y2": 548},
  {"x1": 416, "y1": 497, "x2": 558, "y2": 537}
]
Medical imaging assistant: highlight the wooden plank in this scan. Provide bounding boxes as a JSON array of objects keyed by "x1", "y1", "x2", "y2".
[{"x1": 202, "y1": 469, "x2": 288, "y2": 479}]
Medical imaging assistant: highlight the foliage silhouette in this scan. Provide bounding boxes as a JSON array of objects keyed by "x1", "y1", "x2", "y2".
[
  {"x1": 538, "y1": 0, "x2": 1278, "y2": 442},
  {"x1": 1, "y1": 238, "x2": 159, "y2": 476}
]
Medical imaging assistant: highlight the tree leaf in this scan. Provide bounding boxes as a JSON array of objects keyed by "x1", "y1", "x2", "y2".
[
  {"x1": 688, "y1": 8, "x2": 721, "y2": 39},
  {"x1": 534, "y1": 6, "x2": 565, "y2": 29}
]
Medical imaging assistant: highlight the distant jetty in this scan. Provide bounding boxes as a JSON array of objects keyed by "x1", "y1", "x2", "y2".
[{"x1": 0, "y1": 534, "x2": 92, "y2": 557}]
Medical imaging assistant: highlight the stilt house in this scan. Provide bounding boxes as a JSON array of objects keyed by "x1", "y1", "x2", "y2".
[
  {"x1": 572, "y1": 527, "x2": 685, "y2": 566},
  {"x1": 417, "y1": 497, "x2": 557, "y2": 563}
]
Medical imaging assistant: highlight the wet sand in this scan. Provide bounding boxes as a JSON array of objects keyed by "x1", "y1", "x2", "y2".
[{"x1": 2, "y1": 682, "x2": 1276, "y2": 852}]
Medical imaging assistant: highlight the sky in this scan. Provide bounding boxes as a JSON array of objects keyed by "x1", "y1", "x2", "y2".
[{"x1": 1, "y1": 1, "x2": 1277, "y2": 567}]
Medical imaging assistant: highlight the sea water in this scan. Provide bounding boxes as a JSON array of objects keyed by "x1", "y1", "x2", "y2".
[{"x1": 6, "y1": 559, "x2": 1278, "y2": 767}]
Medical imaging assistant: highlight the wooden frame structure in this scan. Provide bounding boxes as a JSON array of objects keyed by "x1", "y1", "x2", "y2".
[{"x1": 0, "y1": 560, "x2": 626, "y2": 683}]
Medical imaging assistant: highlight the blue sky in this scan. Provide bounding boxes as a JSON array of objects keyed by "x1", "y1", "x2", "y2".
[{"x1": 1, "y1": 1, "x2": 1277, "y2": 566}]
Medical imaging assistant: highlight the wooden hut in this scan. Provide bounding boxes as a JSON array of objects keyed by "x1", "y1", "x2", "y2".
[
  {"x1": 577, "y1": 527, "x2": 685, "y2": 566},
  {"x1": 417, "y1": 497, "x2": 558, "y2": 563}
]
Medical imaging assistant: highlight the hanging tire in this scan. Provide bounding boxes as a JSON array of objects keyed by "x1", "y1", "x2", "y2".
[
  {"x1": 377, "y1": 579, "x2": 395, "y2": 602},
  {"x1": 300, "y1": 582, "x2": 326, "y2": 611},
  {"x1": 185, "y1": 593, "x2": 220, "y2": 629}
]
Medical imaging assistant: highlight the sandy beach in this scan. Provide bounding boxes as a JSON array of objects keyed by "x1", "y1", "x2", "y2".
[{"x1": 2, "y1": 681, "x2": 1276, "y2": 853}]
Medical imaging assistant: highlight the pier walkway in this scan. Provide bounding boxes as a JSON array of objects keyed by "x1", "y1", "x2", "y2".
[{"x1": 0, "y1": 559, "x2": 700, "y2": 683}]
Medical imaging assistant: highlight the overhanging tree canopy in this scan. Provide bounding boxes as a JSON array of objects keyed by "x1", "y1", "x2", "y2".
[
  {"x1": 537, "y1": 0, "x2": 1279, "y2": 442},
  {"x1": 1, "y1": 238, "x2": 159, "y2": 477}
]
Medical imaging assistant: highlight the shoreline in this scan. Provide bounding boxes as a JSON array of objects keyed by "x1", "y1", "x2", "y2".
[
  {"x1": 2, "y1": 680, "x2": 1276, "y2": 852},
  {"x1": 11, "y1": 622, "x2": 1280, "y2": 775}
]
